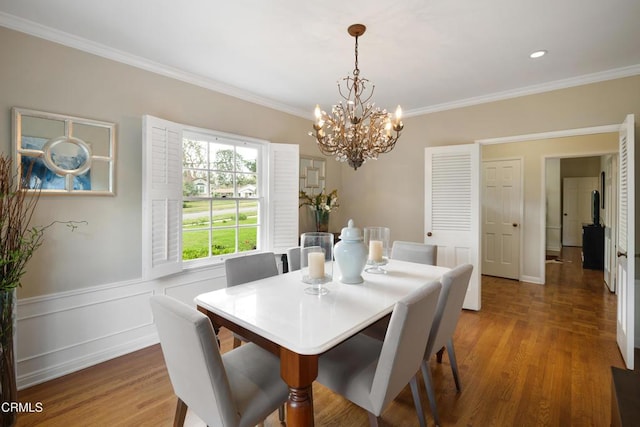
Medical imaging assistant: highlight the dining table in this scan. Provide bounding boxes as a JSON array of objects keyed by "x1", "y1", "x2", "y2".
[{"x1": 195, "y1": 258, "x2": 450, "y2": 426}]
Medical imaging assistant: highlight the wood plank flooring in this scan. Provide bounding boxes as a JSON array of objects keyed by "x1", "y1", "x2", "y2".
[{"x1": 17, "y1": 247, "x2": 625, "y2": 426}]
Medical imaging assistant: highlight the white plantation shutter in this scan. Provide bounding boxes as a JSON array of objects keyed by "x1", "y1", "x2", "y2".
[
  {"x1": 268, "y1": 143, "x2": 299, "y2": 254},
  {"x1": 142, "y1": 115, "x2": 183, "y2": 279},
  {"x1": 618, "y1": 130, "x2": 628, "y2": 252}
]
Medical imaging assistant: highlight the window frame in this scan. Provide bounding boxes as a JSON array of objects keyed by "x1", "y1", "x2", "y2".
[
  {"x1": 181, "y1": 129, "x2": 268, "y2": 268},
  {"x1": 142, "y1": 114, "x2": 299, "y2": 280}
]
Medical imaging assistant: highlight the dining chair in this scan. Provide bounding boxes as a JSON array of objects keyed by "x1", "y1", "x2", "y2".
[
  {"x1": 150, "y1": 295, "x2": 289, "y2": 427},
  {"x1": 224, "y1": 251, "x2": 286, "y2": 422},
  {"x1": 225, "y1": 252, "x2": 279, "y2": 348},
  {"x1": 286, "y1": 246, "x2": 301, "y2": 272},
  {"x1": 391, "y1": 240, "x2": 438, "y2": 265},
  {"x1": 361, "y1": 241, "x2": 438, "y2": 342},
  {"x1": 316, "y1": 280, "x2": 442, "y2": 427},
  {"x1": 421, "y1": 263, "x2": 473, "y2": 427}
]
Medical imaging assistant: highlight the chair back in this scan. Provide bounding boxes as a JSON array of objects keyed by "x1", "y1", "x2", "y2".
[
  {"x1": 391, "y1": 241, "x2": 437, "y2": 265},
  {"x1": 425, "y1": 264, "x2": 473, "y2": 357},
  {"x1": 369, "y1": 280, "x2": 441, "y2": 413},
  {"x1": 150, "y1": 295, "x2": 238, "y2": 427},
  {"x1": 286, "y1": 246, "x2": 301, "y2": 272},
  {"x1": 225, "y1": 252, "x2": 279, "y2": 286}
]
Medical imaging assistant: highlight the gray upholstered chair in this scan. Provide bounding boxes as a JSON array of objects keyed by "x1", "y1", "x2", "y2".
[
  {"x1": 316, "y1": 280, "x2": 442, "y2": 427},
  {"x1": 391, "y1": 241, "x2": 438, "y2": 265},
  {"x1": 225, "y1": 252, "x2": 279, "y2": 348},
  {"x1": 150, "y1": 295, "x2": 288, "y2": 427},
  {"x1": 421, "y1": 263, "x2": 473, "y2": 426},
  {"x1": 225, "y1": 252, "x2": 279, "y2": 287},
  {"x1": 224, "y1": 251, "x2": 285, "y2": 422},
  {"x1": 286, "y1": 246, "x2": 301, "y2": 272},
  {"x1": 362, "y1": 241, "x2": 438, "y2": 342}
]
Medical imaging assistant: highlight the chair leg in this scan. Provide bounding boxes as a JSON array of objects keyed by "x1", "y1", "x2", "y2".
[
  {"x1": 278, "y1": 404, "x2": 285, "y2": 422},
  {"x1": 421, "y1": 360, "x2": 441, "y2": 427},
  {"x1": 446, "y1": 338, "x2": 462, "y2": 392},
  {"x1": 367, "y1": 411, "x2": 380, "y2": 427},
  {"x1": 232, "y1": 336, "x2": 242, "y2": 348},
  {"x1": 173, "y1": 398, "x2": 188, "y2": 427},
  {"x1": 409, "y1": 375, "x2": 427, "y2": 427}
]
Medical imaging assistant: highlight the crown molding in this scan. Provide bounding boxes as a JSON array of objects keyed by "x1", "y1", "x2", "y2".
[
  {"x1": 0, "y1": 12, "x2": 309, "y2": 118},
  {"x1": 405, "y1": 64, "x2": 640, "y2": 118},
  {"x1": 2, "y1": 11, "x2": 639, "y2": 120}
]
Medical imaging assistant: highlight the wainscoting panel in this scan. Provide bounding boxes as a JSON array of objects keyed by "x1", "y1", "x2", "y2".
[{"x1": 16, "y1": 263, "x2": 227, "y2": 389}]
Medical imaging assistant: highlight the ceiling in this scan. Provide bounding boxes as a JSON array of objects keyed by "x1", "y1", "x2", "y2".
[{"x1": 1, "y1": 0, "x2": 639, "y2": 118}]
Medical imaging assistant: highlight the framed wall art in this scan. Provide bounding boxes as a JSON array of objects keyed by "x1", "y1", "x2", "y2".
[{"x1": 12, "y1": 107, "x2": 116, "y2": 195}]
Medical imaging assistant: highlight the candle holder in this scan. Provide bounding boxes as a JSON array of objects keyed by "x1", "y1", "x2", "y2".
[
  {"x1": 300, "y1": 232, "x2": 334, "y2": 295},
  {"x1": 364, "y1": 227, "x2": 390, "y2": 274}
]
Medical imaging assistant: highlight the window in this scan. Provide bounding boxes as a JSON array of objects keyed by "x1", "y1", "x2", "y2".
[
  {"x1": 182, "y1": 132, "x2": 264, "y2": 260},
  {"x1": 142, "y1": 115, "x2": 299, "y2": 279}
]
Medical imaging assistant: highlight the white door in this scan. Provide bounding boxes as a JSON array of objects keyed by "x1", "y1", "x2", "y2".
[
  {"x1": 616, "y1": 114, "x2": 635, "y2": 370},
  {"x1": 425, "y1": 144, "x2": 481, "y2": 310},
  {"x1": 604, "y1": 155, "x2": 618, "y2": 292},
  {"x1": 562, "y1": 177, "x2": 598, "y2": 246},
  {"x1": 482, "y1": 159, "x2": 521, "y2": 280}
]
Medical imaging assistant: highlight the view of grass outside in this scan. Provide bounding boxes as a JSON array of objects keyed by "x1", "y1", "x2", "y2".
[{"x1": 182, "y1": 199, "x2": 259, "y2": 260}]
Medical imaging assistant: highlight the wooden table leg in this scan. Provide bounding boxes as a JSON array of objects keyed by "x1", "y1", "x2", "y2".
[{"x1": 280, "y1": 348, "x2": 318, "y2": 427}]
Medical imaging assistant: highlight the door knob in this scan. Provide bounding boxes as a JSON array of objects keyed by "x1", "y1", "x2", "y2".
[
  {"x1": 512, "y1": 223, "x2": 518, "y2": 227},
  {"x1": 426, "y1": 232, "x2": 433, "y2": 237},
  {"x1": 617, "y1": 251, "x2": 627, "y2": 258},
  {"x1": 563, "y1": 213, "x2": 568, "y2": 216}
]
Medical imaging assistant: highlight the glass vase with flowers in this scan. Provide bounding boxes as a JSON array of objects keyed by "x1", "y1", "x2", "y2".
[{"x1": 299, "y1": 189, "x2": 339, "y2": 232}]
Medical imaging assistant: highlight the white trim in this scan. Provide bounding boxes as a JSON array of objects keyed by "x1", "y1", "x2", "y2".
[
  {"x1": 520, "y1": 275, "x2": 544, "y2": 285},
  {"x1": 2, "y1": 11, "x2": 639, "y2": 119},
  {"x1": 406, "y1": 65, "x2": 640, "y2": 117},
  {"x1": 0, "y1": 12, "x2": 307, "y2": 118},
  {"x1": 16, "y1": 263, "x2": 227, "y2": 390},
  {"x1": 476, "y1": 125, "x2": 620, "y2": 145}
]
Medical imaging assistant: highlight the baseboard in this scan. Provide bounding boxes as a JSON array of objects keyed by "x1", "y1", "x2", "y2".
[{"x1": 520, "y1": 275, "x2": 545, "y2": 285}]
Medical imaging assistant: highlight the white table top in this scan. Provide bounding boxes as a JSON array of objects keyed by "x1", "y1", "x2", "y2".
[{"x1": 195, "y1": 259, "x2": 450, "y2": 355}]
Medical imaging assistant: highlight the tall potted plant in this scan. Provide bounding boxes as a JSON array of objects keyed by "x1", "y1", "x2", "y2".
[{"x1": 0, "y1": 155, "x2": 43, "y2": 426}]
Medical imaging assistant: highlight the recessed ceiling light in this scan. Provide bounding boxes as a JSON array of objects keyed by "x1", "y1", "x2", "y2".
[{"x1": 530, "y1": 50, "x2": 547, "y2": 59}]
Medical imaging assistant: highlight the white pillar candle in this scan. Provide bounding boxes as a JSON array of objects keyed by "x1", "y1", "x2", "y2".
[
  {"x1": 369, "y1": 240, "x2": 383, "y2": 262},
  {"x1": 308, "y1": 252, "x2": 325, "y2": 279}
]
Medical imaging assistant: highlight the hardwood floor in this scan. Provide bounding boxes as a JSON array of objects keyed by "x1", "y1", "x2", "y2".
[{"x1": 17, "y1": 247, "x2": 624, "y2": 426}]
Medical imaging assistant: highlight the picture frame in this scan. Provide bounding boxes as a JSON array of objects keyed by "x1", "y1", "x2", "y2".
[{"x1": 12, "y1": 107, "x2": 116, "y2": 195}]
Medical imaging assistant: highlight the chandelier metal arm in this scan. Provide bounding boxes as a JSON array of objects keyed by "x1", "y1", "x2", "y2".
[{"x1": 310, "y1": 23, "x2": 404, "y2": 170}]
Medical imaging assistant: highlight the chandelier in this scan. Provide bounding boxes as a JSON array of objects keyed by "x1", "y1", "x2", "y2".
[{"x1": 310, "y1": 24, "x2": 404, "y2": 170}]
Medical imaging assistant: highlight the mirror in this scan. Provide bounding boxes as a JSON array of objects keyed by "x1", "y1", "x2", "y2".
[
  {"x1": 12, "y1": 107, "x2": 116, "y2": 195},
  {"x1": 299, "y1": 156, "x2": 326, "y2": 195}
]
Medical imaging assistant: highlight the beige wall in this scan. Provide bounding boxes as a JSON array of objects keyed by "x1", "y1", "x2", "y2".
[
  {"x1": 2, "y1": 26, "x2": 639, "y2": 297},
  {"x1": 482, "y1": 134, "x2": 618, "y2": 281},
  {"x1": 0, "y1": 27, "x2": 328, "y2": 298},
  {"x1": 340, "y1": 75, "x2": 639, "y2": 281},
  {"x1": 561, "y1": 156, "x2": 601, "y2": 177}
]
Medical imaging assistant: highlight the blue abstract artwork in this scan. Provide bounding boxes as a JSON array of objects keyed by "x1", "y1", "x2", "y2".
[{"x1": 21, "y1": 136, "x2": 91, "y2": 190}]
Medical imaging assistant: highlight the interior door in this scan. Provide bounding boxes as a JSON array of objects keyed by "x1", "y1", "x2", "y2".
[
  {"x1": 482, "y1": 159, "x2": 521, "y2": 280},
  {"x1": 604, "y1": 155, "x2": 618, "y2": 292},
  {"x1": 616, "y1": 114, "x2": 635, "y2": 370},
  {"x1": 562, "y1": 177, "x2": 598, "y2": 246},
  {"x1": 425, "y1": 144, "x2": 481, "y2": 310}
]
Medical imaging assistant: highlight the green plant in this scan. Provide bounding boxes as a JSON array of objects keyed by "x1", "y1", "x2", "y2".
[{"x1": 299, "y1": 189, "x2": 339, "y2": 213}]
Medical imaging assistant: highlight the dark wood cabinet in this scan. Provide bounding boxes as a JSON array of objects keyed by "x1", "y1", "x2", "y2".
[{"x1": 582, "y1": 224, "x2": 604, "y2": 270}]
